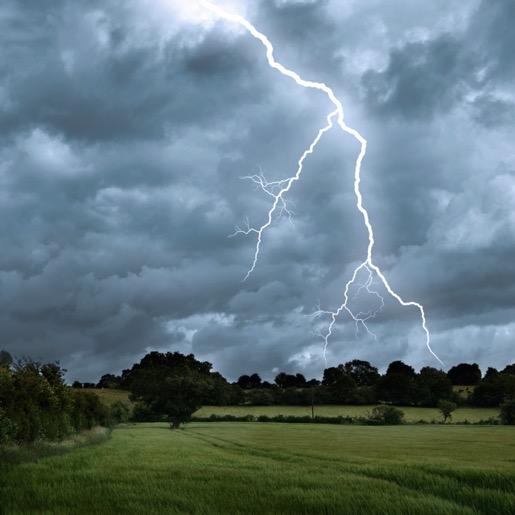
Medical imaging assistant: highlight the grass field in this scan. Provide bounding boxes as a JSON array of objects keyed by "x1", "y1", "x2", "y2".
[
  {"x1": 83, "y1": 388, "x2": 131, "y2": 406},
  {"x1": 87, "y1": 389, "x2": 498, "y2": 423},
  {"x1": 195, "y1": 405, "x2": 499, "y2": 423},
  {"x1": 2, "y1": 422, "x2": 515, "y2": 514}
]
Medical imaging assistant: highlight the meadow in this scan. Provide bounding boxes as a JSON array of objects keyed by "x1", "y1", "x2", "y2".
[
  {"x1": 2, "y1": 422, "x2": 515, "y2": 514},
  {"x1": 88, "y1": 389, "x2": 498, "y2": 423},
  {"x1": 195, "y1": 405, "x2": 498, "y2": 423}
]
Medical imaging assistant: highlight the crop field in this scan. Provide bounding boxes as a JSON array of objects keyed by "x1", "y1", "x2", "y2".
[
  {"x1": 2, "y1": 422, "x2": 515, "y2": 514},
  {"x1": 195, "y1": 405, "x2": 499, "y2": 423}
]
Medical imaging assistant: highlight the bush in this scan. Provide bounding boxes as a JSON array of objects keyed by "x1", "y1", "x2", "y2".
[
  {"x1": 500, "y1": 397, "x2": 515, "y2": 425},
  {"x1": 131, "y1": 402, "x2": 163, "y2": 422},
  {"x1": 0, "y1": 409, "x2": 17, "y2": 444},
  {"x1": 110, "y1": 401, "x2": 131, "y2": 425},
  {"x1": 366, "y1": 406, "x2": 405, "y2": 425},
  {"x1": 437, "y1": 400, "x2": 457, "y2": 423}
]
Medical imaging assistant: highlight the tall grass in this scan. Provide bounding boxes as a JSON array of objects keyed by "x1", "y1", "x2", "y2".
[{"x1": 2, "y1": 423, "x2": 514, "y2": 513}]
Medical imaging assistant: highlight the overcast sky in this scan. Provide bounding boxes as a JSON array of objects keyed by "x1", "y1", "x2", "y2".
[{"x1": 1, "y1": 0, "x2": 514, "y2": 382}]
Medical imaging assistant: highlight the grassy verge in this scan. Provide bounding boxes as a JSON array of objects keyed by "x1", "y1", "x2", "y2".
[
  {"x1": 2, "y1": 423, "x2": 515, "y2": 514},
  {"x1": 0, "y1": 426, "x2": 111, "y2": 466}
]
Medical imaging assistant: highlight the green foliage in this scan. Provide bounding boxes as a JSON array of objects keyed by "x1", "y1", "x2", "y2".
[
  {"x1": 366, "y1": 405, "x2": 405, "y2": 425},
  {"x1": 192, "y1": 414, "x2": 357, "y2": 424},
  {"x1": 472, "y1": 373, "x2": 515, "y2": 406},
  {"x1": 97, "y1": 373, "x2": 122, "y2": 389},
  {"x1": 437, "y1": 400, "x2": 458, "y2": 423},
  {"x1": 109, "y1": 401, "x2": 130, "y2": 425},
  {"x1": 499, "y1": 397, "x2": 515, "y2": 425},
  {"x1": 131, "y1": 402, "x2": 161, "y2": 422},
  {"x1": 0, "y1": 408, "x2": 17, "y2": 444},
  {"x1": 417, "y1": 367, "x2": 453, "y2": 406},
  {"x1": 0, "y1": 360, "x2": 107, "y2": 444},
  {"x1": 128, "y1": 352, "x2": 236, "y2": 427}
]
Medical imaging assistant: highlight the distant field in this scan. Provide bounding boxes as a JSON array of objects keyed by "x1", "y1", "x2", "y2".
[
  {"x1": 3, "y1": 422, "x2": 515, "y2": 513},
  {"x1": 453, "y1": 385, "x2": 475, "y2": 399},
  {"x1": 83, "y1": 388, "x2": 131, "y2": 406},
  {"x1": 195, "y1": 405, "x2": 499, "y2": 423},
  {"x1": 87, "y1": 389, "x2": 498, "y2": 423}
]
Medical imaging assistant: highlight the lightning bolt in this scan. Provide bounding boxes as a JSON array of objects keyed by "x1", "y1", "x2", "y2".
[{"x1": 199, "y1": 0, "x2": 443, "y2": 367}]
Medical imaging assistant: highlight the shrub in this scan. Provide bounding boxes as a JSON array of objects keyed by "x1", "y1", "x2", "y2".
[
  {"x1": 110, "y1": 401, "x2": 130, "y2": 425},
  {"x1": 366, "y1": 405, "x2": 405, "y2": 425},
  {"x1": 437, "y1": 400, "x2": 457, "y2": 423},
  {"x1": 0, "y1": 409, "x2": 17, "y2": 444},
  {"x1": 500, "y1": 397, "x2": 515, "y2": 425},
  {"x1": 131, "y1": 402, "x2": 162, "y2": 422}
]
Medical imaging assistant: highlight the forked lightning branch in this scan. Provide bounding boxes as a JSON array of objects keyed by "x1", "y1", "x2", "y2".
[{"x1": 200, "y1": 0, "x2": 443, "y2": 366}]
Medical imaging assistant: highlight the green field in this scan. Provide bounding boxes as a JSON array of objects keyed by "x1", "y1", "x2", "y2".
[
  {"x1": 195, "y1": 405, "x2": 499, "y2": 423},
  {"x1": 87, "y1": 389, "x2": 498, "y2": 423},
  {"x1": 2, "y1": 422, "x2": 515, "y2": 514},
  {"x1": 83, "y1": 388, "x2": 131, "y2": 406}
]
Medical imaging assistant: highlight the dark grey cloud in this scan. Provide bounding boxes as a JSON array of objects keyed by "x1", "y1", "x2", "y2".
[
  {"x1": 361, "y1": 0, "x2": 515, "y2": 125},
  {"x1": 0, "y1": 0, "x2": 514, "y2": 381}
]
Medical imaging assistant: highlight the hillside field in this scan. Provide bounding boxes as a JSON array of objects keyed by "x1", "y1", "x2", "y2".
[{"x1": 2, "y1": 422, "x2": 515, "y2": 514}]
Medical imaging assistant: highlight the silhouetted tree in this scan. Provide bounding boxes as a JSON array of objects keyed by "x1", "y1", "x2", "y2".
[
  {"x1": 343, "y1": 360, "x2": 380, "y2": 386},
  {"x1": 386, "y1": 360, "x2": 416, "y2": 378},
  {"x1": 472, "y1": 373, "x2": 515, "y2": 406},
  {"x1": 501, "y1": 364, "x2": 515, "y2": 376},
  {"x1": 484, "y1": 367, "x2": 499, "y2": 381},
  {"x1": 322, "y1": 365, "x2": 345, "y2": 386},
  {"x1": 128, "y1": 351, "x2": 236, "y2": 427},
  {"x1": 274, "y1": 372, "x2": 306, "y2": 389},
  {"x1": 500, "y1": 397, "x2": 515, "y2": 425},
  {"x1": 237, "y1": 373, "x2": 262, "y2": 389},
  {"x1": 0, "y1": 350, "x2": 12, "y2": 368},
  {"x1": 416, "y1": 367, "x2": 453, "y2": 406},
  {"x1": 447, "y1": 363, "x2": 481, "y2": 385},
  {"x1": 97, "y1": 373, "x2": 122, "y2": 389},
  {"x1": 377, "y1": 361, "x2": 417, "y2": 405}
]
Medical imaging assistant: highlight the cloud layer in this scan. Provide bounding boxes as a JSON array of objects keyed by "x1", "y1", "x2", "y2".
[{"x1": 1, "y1": 0, "x2": 514, "y2": 381}]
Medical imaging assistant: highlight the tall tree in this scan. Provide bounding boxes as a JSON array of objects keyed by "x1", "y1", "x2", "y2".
[
  {"x1": 447, "y1": 363, "x2": 482, "y2": 385},
  {"x1": 274, "y1": 372, "x2": 306, "y2": 388},
  {"x1": 386, "y1": 361, "x2": 416, "y2": 378},
  {"x1": 0, "y1": 350, "x2": 12, "y2": 368},
  {"x1": 343, "y1": 360, "x2": 380, "y2": 386},
  {"x1": 416, "y1": 367, "x2": 453, "y2": 406},
  {"x1": 128, "y1": 351, "x2": 234, "y2": 427}
]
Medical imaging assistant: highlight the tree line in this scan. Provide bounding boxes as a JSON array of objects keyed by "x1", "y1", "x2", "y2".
[
  {"x1": 2, "y1": 348, "x2": 515, "y2": 439},
  {"x1": 71, "y1": 352, "x2": 515, "y2": 427},
  {"x1": 80, "y1": 353, "x2": 515, "y2": 410}
]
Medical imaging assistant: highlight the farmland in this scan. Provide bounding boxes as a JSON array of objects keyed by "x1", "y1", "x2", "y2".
[
  {"x1": 87, "y1": 389, "x2": 498, "y2": 423},
  {"x1": 2, "y1": 422, "x2": 515, "y2": 514},
  {"x1": 194, "y1": 405, "x2": 499, "y2": 423}
]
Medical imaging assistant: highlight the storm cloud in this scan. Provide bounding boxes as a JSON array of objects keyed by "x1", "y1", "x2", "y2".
[{"x1": 1, "y1": 0, "x2": 514, "y2": 381}]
